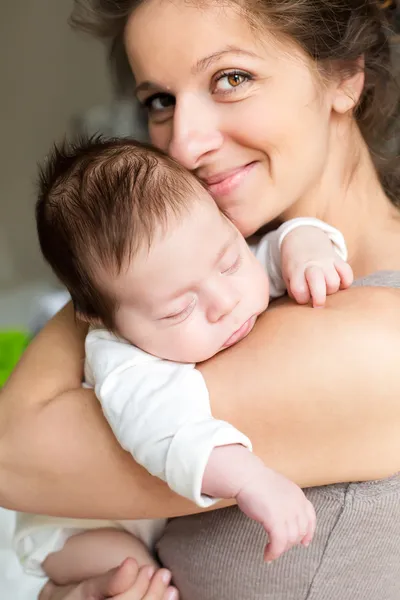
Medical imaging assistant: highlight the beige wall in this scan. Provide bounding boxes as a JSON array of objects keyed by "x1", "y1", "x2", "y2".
[{"x1": 0, "y1": 1, "x2": 112, "y2": 289}]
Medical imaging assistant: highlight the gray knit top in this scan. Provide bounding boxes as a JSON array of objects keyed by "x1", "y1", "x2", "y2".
[{"x1": 157, "y1": 271, "x2": 400, "y2": 600}]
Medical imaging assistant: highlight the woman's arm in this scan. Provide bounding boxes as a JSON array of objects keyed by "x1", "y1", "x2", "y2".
[{"x1": 1, "y1": 287, "x2": 400, "y2": 519}]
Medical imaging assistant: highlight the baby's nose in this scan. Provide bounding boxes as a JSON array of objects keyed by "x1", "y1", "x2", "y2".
[{"x1": 206, "y1": 291, "x2": 240, "y2": 323}]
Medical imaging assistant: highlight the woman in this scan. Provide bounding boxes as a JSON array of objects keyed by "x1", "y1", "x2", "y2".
[{"x1": 2, "y1": 0, "x2": 400, "y2": 598}]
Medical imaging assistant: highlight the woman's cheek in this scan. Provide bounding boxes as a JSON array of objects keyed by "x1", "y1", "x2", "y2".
[{"x1": 149, "y1": 122, "x2": 171, "y2": 152}]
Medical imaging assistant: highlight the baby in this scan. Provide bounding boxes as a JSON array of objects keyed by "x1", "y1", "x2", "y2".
[{"x1": 15, "y1": 137, "x2": 353, "y2": 589}]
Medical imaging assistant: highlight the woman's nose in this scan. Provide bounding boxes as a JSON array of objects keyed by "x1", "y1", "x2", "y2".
[{"x1": 168, "y1": 94, "x2": 223, "y2": 170}]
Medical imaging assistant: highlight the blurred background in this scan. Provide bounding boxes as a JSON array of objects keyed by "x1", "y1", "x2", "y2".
[{"x1": 0, "y1": 1, "x2": 146, "y2": 335}]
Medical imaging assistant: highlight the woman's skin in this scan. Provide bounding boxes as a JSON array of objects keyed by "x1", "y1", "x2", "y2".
[{"x1": 1, "y1": 1, "x2": 399, "y2": 599}]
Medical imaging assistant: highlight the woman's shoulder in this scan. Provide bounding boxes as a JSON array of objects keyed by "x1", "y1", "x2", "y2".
[{"x1": 261, "y1": 280, "x2": 400, "y2": 390}]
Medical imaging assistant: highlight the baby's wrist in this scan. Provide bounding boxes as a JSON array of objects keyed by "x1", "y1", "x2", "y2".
[{"x1": 202, "y1": 444, "x2": 265, "y2": 500}]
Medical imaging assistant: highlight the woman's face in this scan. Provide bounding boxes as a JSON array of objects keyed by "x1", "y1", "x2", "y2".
[{"x1": 125, "y1": 1, "x2": 339, "y2": 237}]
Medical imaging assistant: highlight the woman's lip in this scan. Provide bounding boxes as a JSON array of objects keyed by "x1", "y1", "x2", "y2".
[
  {"x1": 222, "y1": 315, "x2": 256, "y2": 349},
  {"x1": 203, "y1": 162, "x2": 257, "y2": 197}
]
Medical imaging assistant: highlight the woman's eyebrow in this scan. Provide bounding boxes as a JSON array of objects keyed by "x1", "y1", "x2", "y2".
[
  {"x1": 135, "y1": 47, "x2": 259, "y2": 94},
  {"x1": 135, "y1": 80, "x2": 160, "y2": 96},
  {"x1": 192, "y1": 46, "x2": 259, "y2": 75}
]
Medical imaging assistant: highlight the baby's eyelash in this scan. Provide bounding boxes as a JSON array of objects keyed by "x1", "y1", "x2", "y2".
[
  {"x1": 164, "y1": 299, "x2": 196, "y2": 322},
  {"x1": 222, "y1": 254, "x2": 242, "y2": 275}
]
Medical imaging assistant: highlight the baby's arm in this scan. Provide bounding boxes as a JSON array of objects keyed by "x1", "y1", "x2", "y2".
[
  {"x1": 86, "y1": 331, "x2": 315, "y2": 562},
  {"x1": 252, "y1": 218, "x2": 354, "y2": 307},
  {"x1": 202, "y1": 445, "x2": 315, "y2": 561}
]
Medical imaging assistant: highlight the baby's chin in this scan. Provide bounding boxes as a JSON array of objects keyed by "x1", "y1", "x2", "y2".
[
  {"x1": 158, "y1": 341, "x2": 232, "y2": 365},
  {"x1": 165, "y1": 347, "x2": 223, "y2": 365}
]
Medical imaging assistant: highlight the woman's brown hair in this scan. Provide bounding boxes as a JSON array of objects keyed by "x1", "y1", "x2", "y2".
[{"x1": 70, "y1": 0, "x2": 399, "y2": 205}]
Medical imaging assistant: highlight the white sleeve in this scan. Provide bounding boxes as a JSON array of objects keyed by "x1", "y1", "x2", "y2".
[
  {"x1": 85, "y1": 330, "x2": 252, "y2": 508},
  {"x1": 250, "y1": 217, "x2": 348, "y2": 299}
]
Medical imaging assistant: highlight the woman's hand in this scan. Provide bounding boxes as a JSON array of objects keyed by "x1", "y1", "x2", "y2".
[{"x1": 39, "y1": 559, "x2": 178, "y2": 600}]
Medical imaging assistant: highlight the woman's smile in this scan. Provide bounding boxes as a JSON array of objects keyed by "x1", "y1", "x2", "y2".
[{"x1": 200, "y1": 161, "x2": 258, "y2": 198}]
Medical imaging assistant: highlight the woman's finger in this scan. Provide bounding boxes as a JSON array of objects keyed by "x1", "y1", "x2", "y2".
[
  {"x1": 38, "y1": 581, "x2": 75, "y2": 600},
  {"x1": 80, "y1": 558, "x2": 140, "y2": 599},
  {"x1": 112, "y1": 565, "x2": 156, "y2": 600},
  {"x1": 141, "y1": 569, "x2": 174, "y2": 600},
  {"x1": 163, "y1": 587, "x2": 179, "y2": 600}
]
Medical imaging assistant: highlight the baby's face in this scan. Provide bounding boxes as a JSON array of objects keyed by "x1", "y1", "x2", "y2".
[{"x1": 110, "y1": 193, "x2": 269, "y2": 363}]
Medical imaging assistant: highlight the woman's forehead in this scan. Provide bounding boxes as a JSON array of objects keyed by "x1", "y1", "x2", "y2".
[{"x1": 124, "y1": 0, "x2": 267, "y2": 79}]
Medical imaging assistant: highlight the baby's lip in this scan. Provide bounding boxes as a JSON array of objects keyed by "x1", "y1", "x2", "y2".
[{"x1": 222, "y1": 315, "x2": 256, "y2": 349}]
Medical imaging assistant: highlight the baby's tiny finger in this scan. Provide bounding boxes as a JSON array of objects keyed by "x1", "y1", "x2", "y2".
[
  {"x1": 286, "y1": 518, "x2": 301, "y2": 550},
  {"x1": 264, "y1": 525, "x2": 288, "y2": 562},
  {"x1": 289, "y1": 272, "x2": 310, "y2": 305},
  {"x1": 324, "y1": 267, "x2": 341, "y2": 295},
  {"x1": 335, "y1": 260, "x2": 354, "y2": 289},
  {"x1": 301, "y1": 501, "x2": 317, "y2": 548},
  {"x1": 305, "y1": 266, "x2": 326, "y2": 307},
  {"x1": 297, "y1": 511, "x2": 309, "y2": 543}
]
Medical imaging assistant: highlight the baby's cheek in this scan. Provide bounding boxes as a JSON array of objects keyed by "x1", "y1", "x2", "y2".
[{"x1": 172, "y1": 321, "x2": 213, "y2": 363}]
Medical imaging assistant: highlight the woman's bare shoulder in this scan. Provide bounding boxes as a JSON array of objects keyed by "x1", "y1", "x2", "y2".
[
  {"x1": 200, "y1": 285, "x2": 400, "y2": 418},
  {"x1": 267, "y1": 285, "x2": 400, "y2": 330}
]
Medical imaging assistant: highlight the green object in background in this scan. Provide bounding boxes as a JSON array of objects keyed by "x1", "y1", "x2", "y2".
[{"x1": 0, "y1": 330, "x2": 30, "y2": 387}]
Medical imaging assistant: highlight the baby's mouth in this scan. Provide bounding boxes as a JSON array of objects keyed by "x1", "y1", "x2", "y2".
[{"x1": 222, "y1": 315, "x2": 256, "y2": 349}]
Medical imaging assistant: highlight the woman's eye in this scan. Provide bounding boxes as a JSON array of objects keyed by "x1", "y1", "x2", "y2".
[
  {"x1": 221, "y1": 254, "x2": 242, "y2": 275},
  {"x1": 143, "y1": 93, "x2": 175, "y2": 114},
  {"x1": 213, "y1": 70, "x2": 251, "y2": 94}
]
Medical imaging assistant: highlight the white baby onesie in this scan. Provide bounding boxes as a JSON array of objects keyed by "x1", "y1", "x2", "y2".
[
  {"x1": 14, "y1": 217, "x2": 346, "y2": 577},
  {"x1": 84, "y1": 217, "x2": 346, "y2": 506}
]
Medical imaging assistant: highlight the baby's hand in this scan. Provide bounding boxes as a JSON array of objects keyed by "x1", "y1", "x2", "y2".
[
  {"x1": 281, "y1": 226, "x2": 353, "y2": 307},
  {"x1": 236, "y1": 466, "x2": 316, "y2": 562}
]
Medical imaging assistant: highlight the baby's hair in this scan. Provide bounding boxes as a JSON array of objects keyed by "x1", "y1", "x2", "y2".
[{"x1": 36, "y1": 135, "x2": 202, "y2": 329}]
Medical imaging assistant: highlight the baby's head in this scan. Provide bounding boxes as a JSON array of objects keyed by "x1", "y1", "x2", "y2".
[{"x1": 37, "y1": 137, "x2": 269, "y2": 362}]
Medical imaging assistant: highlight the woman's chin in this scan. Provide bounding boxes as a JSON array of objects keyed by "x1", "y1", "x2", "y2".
[{"x1": 234, "y1": 215, "x2": 269, "y2": 239}]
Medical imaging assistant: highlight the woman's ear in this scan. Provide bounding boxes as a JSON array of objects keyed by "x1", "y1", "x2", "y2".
[{"x1": 332, "y1": 57, "x2": 365, "y2": 114}]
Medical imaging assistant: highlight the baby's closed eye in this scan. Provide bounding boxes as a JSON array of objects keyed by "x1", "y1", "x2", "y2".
[{"x1": 161, "y1": 298, "x2": 197, "y2": 324}]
